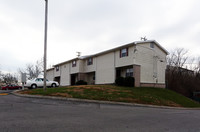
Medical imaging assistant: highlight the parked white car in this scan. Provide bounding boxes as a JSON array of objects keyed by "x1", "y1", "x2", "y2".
[{"x1": 25, "y1": 78, "x2": 59, "y2": 89}]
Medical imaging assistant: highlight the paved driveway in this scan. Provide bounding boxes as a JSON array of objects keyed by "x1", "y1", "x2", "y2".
[{"x1": 0, "y1": 90, "x2": 200, "y2": 132}]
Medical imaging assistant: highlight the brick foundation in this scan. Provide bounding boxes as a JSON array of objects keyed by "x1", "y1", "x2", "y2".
[{"x1": 133, "y1": 65, "x2": 141, "y2": 87}]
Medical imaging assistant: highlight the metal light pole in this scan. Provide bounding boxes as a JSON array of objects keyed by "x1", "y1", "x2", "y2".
[{"x1": 43, "y1": 0, "x2": 48, "y2": 91}]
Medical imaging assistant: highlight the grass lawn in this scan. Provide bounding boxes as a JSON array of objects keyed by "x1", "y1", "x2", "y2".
[{"x1": 18, "y1": 85, "x2": 200, "y2": 108}]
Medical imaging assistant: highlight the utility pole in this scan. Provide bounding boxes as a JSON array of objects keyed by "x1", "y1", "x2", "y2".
[{"x1": 43, "y1": 0, "x2": 48, "y2": 91}]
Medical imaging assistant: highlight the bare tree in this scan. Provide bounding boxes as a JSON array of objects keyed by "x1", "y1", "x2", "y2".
[
  {"x1": 18, "y1": 59, "x2": 43, "y2": 80},
  {"x1": 167, "y1": 48, "x2": 189, "y2": 68},
  {"x1": 197, "y1": 57, "x2": 200, "y2": 74},
  {"x1": 2, "y1": 73, "x2": 18, "y2": 84},
  {"x1": 194, "y1": 57, "x2": 200, "y2": 77},
  {"x1": 166, "y1": 48, "x2": 200, "y2": 98},
  {"x1": 0, "y1": 70, "x2": 2, "y2": 83}
]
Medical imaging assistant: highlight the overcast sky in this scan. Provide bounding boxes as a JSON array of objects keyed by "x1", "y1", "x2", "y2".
[{"x1": 0, "y1": 0, "x2": 200, "y2": 73}]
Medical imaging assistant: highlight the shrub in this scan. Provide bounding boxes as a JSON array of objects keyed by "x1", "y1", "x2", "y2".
[
  {"x1": 124, "y1": 77, "x2": 135, "y2": 87},
  {"x1": 115, "y1": 77, "x2": 124, "y2": 86},
  {"x1": 75, "y1": 80, "x2": 87, "y2": 85}
]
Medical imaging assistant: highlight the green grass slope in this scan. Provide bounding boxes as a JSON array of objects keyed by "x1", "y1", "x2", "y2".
[{"x1": 19, "y1": 85, "x2": 200, "y2": 108}]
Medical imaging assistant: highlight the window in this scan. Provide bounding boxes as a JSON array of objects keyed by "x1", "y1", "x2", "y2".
[
  {"x1": 150, "y1": 43, "x2": 154, "y2": 48},
  {"x1": 120, "y1": 48, "x2": 128, "y2": 58},
  {"x1": 126, "y1": 68, "x2": 133, "y2": 77},
  {"x1": 87, "y1": 57, "x2": 93, "y2": 65},
  {"x1": 56, "y1": 66, "x2": 59, "y2": 71},
  {"x1": 36, "y1": 78, "x2": 43, "y2": 82},
  {"x1": 72, "y1": 60, "x2": 76, "y2": 67}
]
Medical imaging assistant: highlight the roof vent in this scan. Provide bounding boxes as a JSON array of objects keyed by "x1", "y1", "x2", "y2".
[
  {"x1": 76, "y1": 52, "x2": 81, "y2": 57},
  {"x1": 140, "y1": 36, "x2": 147, "y2": 41}
]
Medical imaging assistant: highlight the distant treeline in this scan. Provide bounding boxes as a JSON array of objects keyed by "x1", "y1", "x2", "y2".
[{"x1": 166, "y1": 48, "x2": 200, "y2": 98}]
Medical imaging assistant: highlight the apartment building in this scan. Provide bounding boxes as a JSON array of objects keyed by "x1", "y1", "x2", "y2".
[{"x1": 46, "y1": 40, "x2": 169, "y2": 88}]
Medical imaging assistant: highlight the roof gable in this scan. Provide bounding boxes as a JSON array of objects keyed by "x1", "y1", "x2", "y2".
[{"x1": 134, "y1": 40, "x2": 169, "y2": 55}]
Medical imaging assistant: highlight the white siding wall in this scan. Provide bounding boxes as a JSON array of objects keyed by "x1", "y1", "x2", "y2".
[
  {"x1": 115, "y1": 46, "x2": 134, "y2": 67},
  {"x1": 134, "y1": 45, "x2": 152, "y2": 83},
  {"x1": 154, "y1": 45, "x2": 167, "y2": 83},
  {"x1": 71, "y1": 60, "x2": 79, "y2": 74},
  {"x1": 157, "y1": 59, "x2": 166, "y2": 83},
  {"x1": 79, "y1": 60, "x2": 85, "y2": 73},
  {"x1": 60, "y1": 63, "x2": 70, "y2": 86},
  {"x1": 54, "y1": 66, "x2": 61, "y2": 77},
  {"x1": 84, "y1": 57, "x2": 96, "y2": 72},
  {"x1": 134, "y1": 43, "x2": 167, "y2": 83},
  {"x1": 46, "y1": 69, "x2": 54, "y2": 81},
  {"x1": 96, "y1": 52, "x2": 115, "y2": 84}
]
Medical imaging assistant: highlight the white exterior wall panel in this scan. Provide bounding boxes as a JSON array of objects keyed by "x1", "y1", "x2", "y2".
[
  {"x1": 71, "y1": 60, "x2": 79, "y2": 74},
  {"x1": 134, "y1": 43, "x2": 167, "y2": 84},
  {"x1": 79, "y1": 60, "x2": 85, "y2": 73},
  {"x1": 134, "y1": 44, "x2": 154, "y2": 83},
  {"x1": 84, "y1": 57, "x2": 96, "y2": 72},
  {"x1": 46, "y1": 69, "x2": 54, "y2": 81},
  {"x1": 96, "y1": 52, "x2": 115, "y2": 84},
  {"x1": 60, "y1": 64, "x2": 70, "y2": 86},
  {"x1": 54, "y1": 67, "x2": 61, "y2": 77},
  {"x1": 157, "y1": 60, "x2": 166, "y2": 83},
  {"x1": 154, "y1": 45, "x2": 167, "y2": 84},
  {"x1": 115, "y1": 46, "x2": 134, "y2": 68}
]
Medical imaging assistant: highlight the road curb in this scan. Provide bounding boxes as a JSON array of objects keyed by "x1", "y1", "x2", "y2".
[{"x1": 11, "y1": 90, "x2": 200, "y2": 110}]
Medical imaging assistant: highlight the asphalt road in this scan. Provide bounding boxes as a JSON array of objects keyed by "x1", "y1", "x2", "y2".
[{"x1": 0, "y1": 90, "x2": 200, "y2": 132}]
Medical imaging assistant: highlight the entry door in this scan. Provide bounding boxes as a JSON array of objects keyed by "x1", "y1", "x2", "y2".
[
  {"x1": 116, "y1": 69, "x2": 121, "y2": 78},
  {"x1": 71, "y1": 74, "x2": 76, "y2": 85}
]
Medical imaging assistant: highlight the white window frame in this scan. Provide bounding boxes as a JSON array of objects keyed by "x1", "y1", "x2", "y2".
[
  {"x1": 72, "y1": 60, "x2": 76, "y2": 67},
  {"x1": 126, "y1": 68, "x2": 133, "y2": 77},
  {"x1": 56, "y1": 66, "x2": 59, "y2": 72},
  {"x1": 87, "y1": 58, "x2": 93, "y2": 65},
  {"x1": 150, "y1": 43, "x2": 154, "y2": 48},
  {"x1": 120, "y1": 48, "x2": 128, "y2": 58}
]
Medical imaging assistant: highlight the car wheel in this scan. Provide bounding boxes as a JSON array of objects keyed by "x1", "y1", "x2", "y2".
[
  {"x1": 51, "y1": 83, "x2": 56, "y2": 87},
  {"x1": 31, "y1": 84, "x2": 37, "y2": 89}
]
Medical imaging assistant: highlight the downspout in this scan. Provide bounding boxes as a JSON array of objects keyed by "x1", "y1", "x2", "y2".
[
  {"x1": 114, "y1": 51, "x2": 116, "y2": 82},
  {"x1": 153, "y1": 49, "x2": 158, "y2": 87},
  {"x1": 95, "y1": 56, "x2": 97, "y2": 84},
  {"x1": 69, "y1": 61, "x2": 71, "y2": 85},
  {"x1": 60, "y1": 65, "x2": 61, "y2": 85}
]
